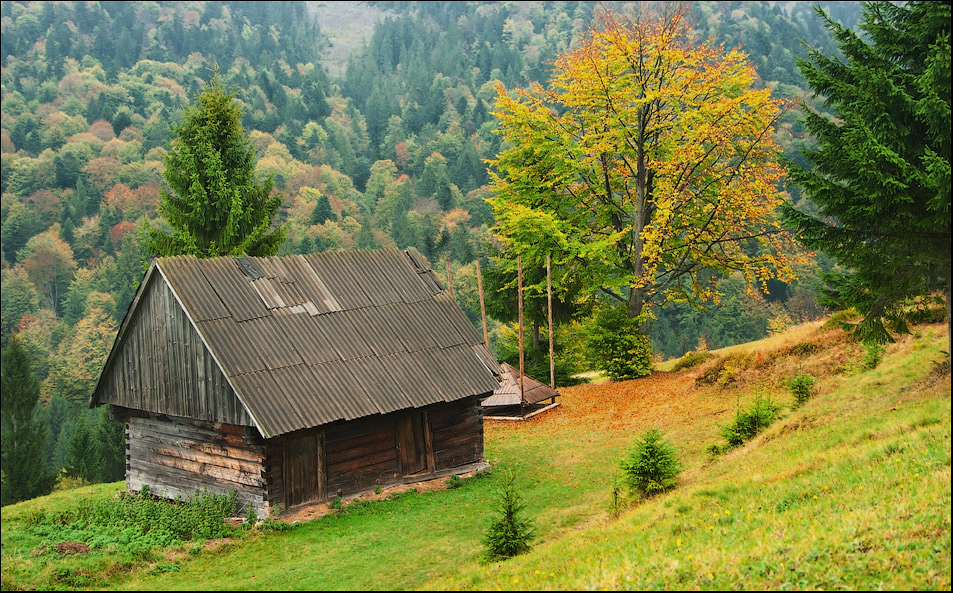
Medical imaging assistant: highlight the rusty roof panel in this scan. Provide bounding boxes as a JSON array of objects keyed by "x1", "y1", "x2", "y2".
[
  {"x1": 200, "y1": 258, "x2": 270, "y2": 322},
  {"x1": 485, "y1": 363, "x2": 559, "y2": 407}
]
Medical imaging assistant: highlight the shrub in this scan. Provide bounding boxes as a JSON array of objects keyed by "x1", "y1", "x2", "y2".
[
  {"x1": 586, "y1": 306, "x2": 653, "y2": 381},
  {"x1": 620, "y1": 428, "x2": 681, "y2": 497},
  {"x1": 695, "y1": 352, "x2": 752, "y2": 386},
  {"x1": 718, "y1": 394, "x2": 782, "y2": 449},
  {"x1": 863, "y1": 342, "x2": 886, "y2": 370},
  {"x1": 481, "y1": 470, "x2": 535, "y2": 562},
  {"x1": 788, "y1": 373, "x2": 817, "y2": 407},
  {"x1": 672, "y1": 350, "x2": 712, "y2": 371}
]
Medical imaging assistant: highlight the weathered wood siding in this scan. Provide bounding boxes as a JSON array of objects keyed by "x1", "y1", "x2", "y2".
[
  {"x1": 125, "y1": 412, "x2": 267, "y2": 516},
  {"x1": 97, "y1": 274, "x2": 253, "y2": 426},
  {"x1": 431, "y1": 395, "x2": 484, "y2": 469},
  {"x1": 325, "y1": 414, "x2": 400, "y2": 497},
  {"x1": 292, "y1": 396, "x2": 486, "y2": 504}
]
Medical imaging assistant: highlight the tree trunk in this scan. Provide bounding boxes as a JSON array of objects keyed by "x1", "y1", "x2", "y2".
[{"x1": 946, "y1": 272, "x2": 951, "y2": 374}]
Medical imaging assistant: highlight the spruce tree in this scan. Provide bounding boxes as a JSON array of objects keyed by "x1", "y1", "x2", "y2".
[
  {"x1": 147, "y1": 70, "x2": 286, "y2": 257},
  {"x1": 1, "y1": 335, "x2": 56, "y2": 505},
  {"x1": 782, "y1": 1, "x2": 951, "y2": 355}
]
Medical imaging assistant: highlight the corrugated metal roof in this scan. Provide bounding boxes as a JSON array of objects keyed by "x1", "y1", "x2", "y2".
[{"x1": 154, "y1": 249, "x2": 501, "y2": 438}]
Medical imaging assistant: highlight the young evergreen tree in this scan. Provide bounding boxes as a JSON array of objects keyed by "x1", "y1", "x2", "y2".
[
  {"x1": 782, "y1": 2, "x2": 951, "y2": 355},
  {"x1": 147, "y1": 71, "x2": 286, "y2": 258},
  {"x1": 1, "y1": 335, "x2": 56, "y2": 505}
]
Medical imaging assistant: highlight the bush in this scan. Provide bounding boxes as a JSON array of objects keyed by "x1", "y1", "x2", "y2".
[
  {"x1": 788, "y1": 373, "x2": 816, "y2": 407},
  {"x1": 863, "y1": 342, "x2": 886, "y2": 370},
  {"x1": 620, "y1": 428, "x2": 681, "y2": 497},
  {"x1": 672, "y1": 350, "x2": 712, "y2": 371},
  {"x1": 695, "y1": 352, "x2": 753, "y2": 386},
  {"x1": 718, "y1": 394, "x2": 782, "y2": 449},
  {"x1": 586, "y1": 306, "x2": 653, "y2": 381},
  {"x1": 481, "y1": 470, "x2": 535, "y2": 562}
]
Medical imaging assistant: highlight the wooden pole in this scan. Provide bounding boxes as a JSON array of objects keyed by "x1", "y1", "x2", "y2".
[
  {"x1": 476, "y1": 260, "x2": 489, "y2": 347},
  {"x1": 446, "y1": 261, "x2": 453, "y2": 298},
  {"x1": 548, "y1": 253, "x2": 555, "y2": 390},
  {"x1": 517, "y1": 255, "x2": 525, "y2": 405}
]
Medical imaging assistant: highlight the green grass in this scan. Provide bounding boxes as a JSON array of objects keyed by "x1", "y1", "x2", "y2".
[{"x1": 1, "y1": 321, "x2": 949, "y2": 591}]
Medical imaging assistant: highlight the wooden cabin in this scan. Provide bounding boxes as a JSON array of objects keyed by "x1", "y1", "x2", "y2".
[{"x1": 90, "y1": 249, "x2": 501, "y2": 517}]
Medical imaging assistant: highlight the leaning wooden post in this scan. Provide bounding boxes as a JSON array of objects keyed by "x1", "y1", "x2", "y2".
[
  {"x1": 446, "y1": 260, "x2": 453, "y2": 298},
  {"x1": 547, "y1": 253, "x2": 555, "y2": 390},
  {"x1": 476, "y1": 260, "x2": 490, "y2": 347},
  {"x1": 517, "y1": 255, "x2": 525, "y2": 405}
]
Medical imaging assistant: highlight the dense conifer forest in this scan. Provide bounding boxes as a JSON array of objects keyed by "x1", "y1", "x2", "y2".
[{"x1": 1, "y1": 1, "x2": 863, "y2": 502}]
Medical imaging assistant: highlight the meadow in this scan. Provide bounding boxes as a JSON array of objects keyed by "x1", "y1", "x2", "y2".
[{"x1": 1, "y1": 318, "x2": 949, "y2": 590}]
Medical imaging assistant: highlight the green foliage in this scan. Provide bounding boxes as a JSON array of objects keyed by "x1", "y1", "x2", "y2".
[
  {"x1": 1, "y1": 335, "x2": 57, "y2": 505},
  {"x1": 712, "y1": 394, "x2": 782, "y2": 453},
  {"x1": 446, "y1": 474, "x2": 464, "y2": 490},
  {"x1": 147, "y1": 71, "x2": 286, "y2": 258},
  {"x1": 481, "y1": 470, "x2": 535, "y2": 563},
  {"x1": 672, "y1": 350, "x2": 713, "y2": 371},
  {"x1": 863, "y1": 343, "x2": 886, "y2": 370},
  {"x1": 787, "y1": 373, "x2": 817, "y2": 407},
  {"x1": 586, "y1": 306, "x2": 653, "y2": 381},
  {"x1": 781, "y1": 1, "x2": 952, "y2": 347},
  {"x1": 21, "y1": 487, "x2": 240, "y2": 560},
  {"x1": 620, "y1": 429, "x2": 681, "y2": 498}
]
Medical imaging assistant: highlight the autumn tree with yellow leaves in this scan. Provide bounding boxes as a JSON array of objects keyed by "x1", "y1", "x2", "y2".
[{"x1": 488, "y1": 4, "x2": 797, "y2": 322}]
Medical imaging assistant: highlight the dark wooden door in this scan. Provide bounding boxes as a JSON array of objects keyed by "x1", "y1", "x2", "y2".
[
  {"x1": 283, "y1": 431, "x2": 325, "y2": 507},
  {"x1": 397, "y1": 411, "x2": 433, "y2": 476}
]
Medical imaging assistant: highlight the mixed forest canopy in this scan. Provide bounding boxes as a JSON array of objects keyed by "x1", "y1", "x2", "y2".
[{"x1": 1, "y1": 1, "x2": 874, "y2": 502}]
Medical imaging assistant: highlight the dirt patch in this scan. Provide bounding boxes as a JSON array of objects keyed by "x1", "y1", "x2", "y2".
[
  {"x1": 32, "y1": 541, "x2": 91, "y2": 557},
  {"x1": 276, "y1": 472, "x2": 473, "y2": 524}
]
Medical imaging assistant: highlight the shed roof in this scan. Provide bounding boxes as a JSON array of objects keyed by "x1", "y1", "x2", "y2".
[
  {"x1": 92, "y1": 249, "x2": 501, "y2": 438},
  {"x1": 482, "y1": 362, "x2": 560, "y2": 407}
]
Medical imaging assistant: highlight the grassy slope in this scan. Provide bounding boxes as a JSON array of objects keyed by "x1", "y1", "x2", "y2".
[{"x1": 1, "y1": 320, "x2": 949, "y2": 590}]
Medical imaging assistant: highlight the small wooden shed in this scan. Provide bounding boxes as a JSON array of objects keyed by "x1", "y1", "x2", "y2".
[
  {"x1": 482, "y1": 363, "x2": 560, "y2": 421},
  {"x1": 90, "y1": 249, "x2": 501, "y2": 516}
]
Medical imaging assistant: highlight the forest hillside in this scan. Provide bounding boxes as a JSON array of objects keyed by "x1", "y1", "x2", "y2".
[{"x1": 1, "y1": 1, "x2": 866, "y2": 502}]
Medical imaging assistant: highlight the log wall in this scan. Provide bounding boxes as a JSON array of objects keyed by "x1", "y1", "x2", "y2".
[
  {"x1": 431, "y1": 395, "x2": 484, "y2": 470},
  {"x1": 125, "y1": 412, "x2": 267, "y2": 516}
]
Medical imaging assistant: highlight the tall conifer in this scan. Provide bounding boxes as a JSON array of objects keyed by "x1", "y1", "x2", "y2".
[
  {"x1": 1, "y1": 335, "x2": 56, "y2": 505},
  {"x1": 147, "y1": 70, "x2": 286, "y2": 257},
  {"x1": 782, "y1": 2, "x2": 951, "y2": 354}
]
